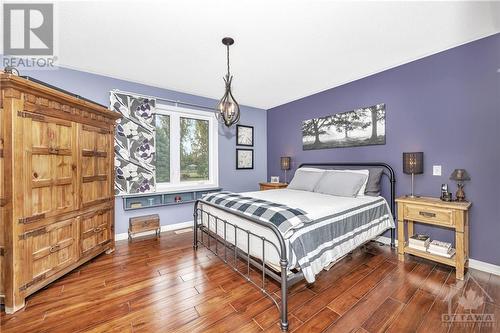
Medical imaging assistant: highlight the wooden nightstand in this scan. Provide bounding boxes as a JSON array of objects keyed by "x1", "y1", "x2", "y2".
[
  {"x1": 259, "y1": 182, "x2": 288, "y2": 191},
  {"x1": 396, "y1": 196, "x2": 471, "y2": 280}
]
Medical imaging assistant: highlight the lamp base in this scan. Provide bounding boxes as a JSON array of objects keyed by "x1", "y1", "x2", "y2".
[
  {"x1": 405, "y1": 173, "x2": 421, "y2": 199},
  {"x1": 455, "y1": 184, "x2": 466, "y2": 202}
]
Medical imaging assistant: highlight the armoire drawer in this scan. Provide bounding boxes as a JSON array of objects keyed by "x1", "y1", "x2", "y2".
[
  {"x1": 19, "y1": 217, "x2": 78, "y2": 292},
  {"x1": 80, "y1": 208, "x2": 112, "y2": 255},
  {"x1": 0, "y1": 206, "x2": 5, "y2": 296}
]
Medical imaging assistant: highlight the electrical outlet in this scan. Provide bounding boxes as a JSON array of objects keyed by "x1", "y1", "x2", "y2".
[{"x1": 433, "y1": 165, "x2": 442, "y2": 176}]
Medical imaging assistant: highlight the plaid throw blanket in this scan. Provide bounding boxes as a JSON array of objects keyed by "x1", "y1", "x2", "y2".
[{"x1": 201, "y1": 191, "x2": 311, "y2": 237}]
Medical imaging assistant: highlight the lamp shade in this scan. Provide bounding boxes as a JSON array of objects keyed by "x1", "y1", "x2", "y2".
[
  {"x1": 280, "y1": 156, "x2": 291, "y2": 171},
  {"x1": 403, "y1": 152, "x2": 424, "y2": 174},
  {"x1": 450, "y1": 169, "x2": 470, "y2": 182}
]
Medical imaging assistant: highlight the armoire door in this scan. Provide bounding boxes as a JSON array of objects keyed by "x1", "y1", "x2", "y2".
[
  {"x1": 0, "y1": 103, "x2": 5, "y2": 205},
  {"x1": 80, "y1": 125, "x2": 113, "y2": 207},
  {"x1": 20, "y1": 112, "x2": 77, "y2": 222},
  {"x1": 20, "y1": 217, "x2": 78, "y2": 291},
  {"x1": 80, "y1": 208, "x2": 112, "y2": 255},
  {"x1": 0, "y1": 105, "x2": 4, "y2": 296}
]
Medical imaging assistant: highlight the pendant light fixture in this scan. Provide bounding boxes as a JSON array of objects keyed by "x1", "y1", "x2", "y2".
[{"x1": 216, "y1": 37, "x2": 240, "y2": 127}]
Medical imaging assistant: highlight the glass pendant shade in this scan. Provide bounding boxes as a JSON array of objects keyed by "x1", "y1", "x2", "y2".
[
  {"x1": 216, "y1": 37, "x2": 240, "y2": 127},
  {"x1": 216, "y1": 74, "x2": 240, "y2": 127}
]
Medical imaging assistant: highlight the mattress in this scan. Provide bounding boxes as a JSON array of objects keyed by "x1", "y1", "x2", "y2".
[{"x1": 199, "y1": 189, "x2": 394, "y2": 283}]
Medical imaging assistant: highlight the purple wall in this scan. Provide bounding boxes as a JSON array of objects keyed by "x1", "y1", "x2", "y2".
[
  {"x1": 267, "y1": 34, "x2": 500, "y2": 265},
  {"x1": 20, "y1": 67, "x2": 267, "y2": 234}
]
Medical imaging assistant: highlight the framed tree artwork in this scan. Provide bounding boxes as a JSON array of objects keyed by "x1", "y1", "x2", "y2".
[
  {"x1": 236, "y1": 125, "x2": 254, "y2": 146},
  {"x1": 236, "y1": 149, "x2": 254, "y2": 169},
  {"x1": 302, "y1": 103, "x2": 386, "y2": 150}
]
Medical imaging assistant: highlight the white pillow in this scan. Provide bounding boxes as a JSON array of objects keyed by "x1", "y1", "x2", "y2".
[
  {"x1": 314, "y1": 171, "x2": 368, "y2": 197},
  {"x1": 287, "y1": 169, "x2": 325, "y2": 192},
  {"x1": 328, "y1": 169, "x2": 370, "y2": 196},
  {"x1": 297, "y1": 167, "x2": 325, "y2": 173}
]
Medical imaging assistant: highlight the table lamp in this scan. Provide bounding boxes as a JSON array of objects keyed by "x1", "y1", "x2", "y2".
[
  {"x1": 450, "y1": 169, "x2": 470, "y2": 202},
  {"x1": 280, "y1": 156, "x2": 291, "y2": 183},
  {"x1": 403, "y1": 152, "x2": 423, "y2": 197}
]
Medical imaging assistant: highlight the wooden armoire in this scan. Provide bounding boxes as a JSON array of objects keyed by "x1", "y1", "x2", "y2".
[{"x1": 0, "y1": 73, "x2": 120, "y2": 313}]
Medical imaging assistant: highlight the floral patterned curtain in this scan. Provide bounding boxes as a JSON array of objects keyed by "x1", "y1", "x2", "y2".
[{"x1": 111, "y1": 92, "x2": 156, "y2": 195}]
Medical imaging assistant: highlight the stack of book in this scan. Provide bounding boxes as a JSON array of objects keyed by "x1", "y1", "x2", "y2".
[
  {"x1": 428, "y1": 240, "x2": 456, "y2": 258},
  {"x1": 408, "y1": 234, "x2": 430, "y2": 252}
]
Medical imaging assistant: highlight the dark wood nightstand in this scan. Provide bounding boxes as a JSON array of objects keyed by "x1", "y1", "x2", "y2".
[
  {"x1": 396, "y1": 196, "x2": 471, "y2": 280},
  {"x1": 259, "y1": 182, "x2": 288, "y2": 191}
]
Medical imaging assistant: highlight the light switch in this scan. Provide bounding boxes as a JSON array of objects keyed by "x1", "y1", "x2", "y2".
[{"x1": 433, "y1": 165, "x2": 442, "y2": 176}]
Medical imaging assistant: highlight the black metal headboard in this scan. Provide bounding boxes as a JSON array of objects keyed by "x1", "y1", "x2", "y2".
[{"x1": 297, "y1": 162, "x2": 396, "y2": 247}]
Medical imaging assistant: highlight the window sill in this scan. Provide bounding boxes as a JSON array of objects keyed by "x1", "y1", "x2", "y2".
[{"x1": 155, "y1": 183, "x2": 220, "y2": 194}]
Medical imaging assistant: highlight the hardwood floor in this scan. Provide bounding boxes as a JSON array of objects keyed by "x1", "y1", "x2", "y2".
[{"x1": 1, "y1": 230, "x2": 499, "y2": 332}]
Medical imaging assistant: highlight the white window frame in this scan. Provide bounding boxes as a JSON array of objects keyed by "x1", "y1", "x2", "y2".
[{"x1": 155, "y1": 104, "x2": 219, "y2": 192}]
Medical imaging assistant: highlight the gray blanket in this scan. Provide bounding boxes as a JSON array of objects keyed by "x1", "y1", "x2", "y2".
[{"x1": 287, "y1": 197, "x2": 394, "y2": 282}]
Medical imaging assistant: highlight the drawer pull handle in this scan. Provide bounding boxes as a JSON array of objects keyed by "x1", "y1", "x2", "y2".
[
  {"x1": 419, "y1": 211, "x2": 436, "y2": 218},
  {"x1": 94, "y1": 227, "x2": 102, "y2": 233},
  {"x1": 49, "y1": 244, "x2": 60, "y2": 253}
]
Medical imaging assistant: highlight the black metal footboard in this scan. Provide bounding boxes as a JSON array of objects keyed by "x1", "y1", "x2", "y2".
[{"x1": 193, "y1": 200, "x2": 292, "y2": 331}]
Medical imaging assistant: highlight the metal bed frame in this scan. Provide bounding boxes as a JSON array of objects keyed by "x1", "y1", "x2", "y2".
[{"x1": 193, "y1": 162, "x2": 396, "y2": 331}]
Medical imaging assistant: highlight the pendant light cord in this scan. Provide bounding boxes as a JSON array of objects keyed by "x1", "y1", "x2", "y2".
[{"x1": 226, "y1": 44, "x2": 231, "y2": 77}]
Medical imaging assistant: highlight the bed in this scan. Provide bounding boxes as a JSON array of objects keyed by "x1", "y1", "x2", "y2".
[{"x1": 193, "y1": 163, "x2": 396, "y2": 331}]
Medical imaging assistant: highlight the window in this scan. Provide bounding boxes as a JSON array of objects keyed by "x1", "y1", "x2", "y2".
[
  {"x1": 180, "y1": 117, "x2": 209, "y2": 181},
  {"x1": 155, "y1": 105, "x2": 218, "y2": 191}
]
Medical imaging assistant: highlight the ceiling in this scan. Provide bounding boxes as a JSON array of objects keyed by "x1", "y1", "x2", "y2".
[{"x1": 53, "y1": 1, "x2": 500, "y2": 108}]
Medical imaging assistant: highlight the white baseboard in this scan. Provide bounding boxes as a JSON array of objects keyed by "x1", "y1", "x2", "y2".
[
  {"x1": 115, "y1": 220, "x2": 193, "y2": 241},
  {"x1": 468, "y1": 259, "x2": 500, "y2": 276},
  {"x1": 376, "y1": 236, "x2": 500, "y2": 276}
]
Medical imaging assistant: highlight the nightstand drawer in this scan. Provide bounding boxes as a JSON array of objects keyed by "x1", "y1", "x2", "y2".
[
  {"x1": 259, "y1": 182, "x2": 287, "y2": 191},
  {"x1": 404, "y1": 204, "x2": 454, "y2": 227}
]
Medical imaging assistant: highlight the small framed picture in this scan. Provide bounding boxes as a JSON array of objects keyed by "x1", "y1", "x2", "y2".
[
  {"x1": 236, "y1": 125, "x2": 254, "y2": 146},
  {"x1": 270, "y1": 176, "x2": 280, "y2": 183},
  {"x1": 236, "y1": 149, "x2": 254, "y2": 169}
]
